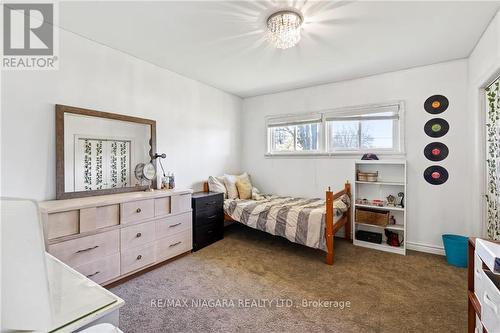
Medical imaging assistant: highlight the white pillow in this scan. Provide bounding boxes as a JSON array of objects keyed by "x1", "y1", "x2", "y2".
[
  {"x1": 224, "y1": 174, "x2": 239, "y2": 199},
  {"x1": 223, "y1": 173, "x2": 252, "y2": 199},
  {"x1": 208, "y1": 176, "x2": 227, "y2": 198}
]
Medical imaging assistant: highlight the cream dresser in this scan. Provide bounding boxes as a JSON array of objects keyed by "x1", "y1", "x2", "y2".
[
  {"x1": 39, "y1": 189, "x2": 193, "y2": 286},
  {"x1": 468, "y1": 238, "x2": 500, "y2": 333}
]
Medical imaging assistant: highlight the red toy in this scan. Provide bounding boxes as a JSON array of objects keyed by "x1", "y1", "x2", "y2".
[{"x1": 385, "y1": 230, "x2": 402, "y2": 247}]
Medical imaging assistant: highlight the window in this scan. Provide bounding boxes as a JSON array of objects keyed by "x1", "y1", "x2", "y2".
[
  {"x1": 269, "y1": 123, "x2": 320, "y2": 152},
  {"x1": 327, "y1": 111, "x2": 398, "y2": 152},
  {"x1": 266, "y1": 103, "x2": 403, "y2": 155}
]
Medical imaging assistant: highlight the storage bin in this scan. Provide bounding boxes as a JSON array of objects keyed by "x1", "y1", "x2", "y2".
[
  {"x1": 442, "y1": 234, "x2": 468, "y2": 268},
  {"x1": 357, "y1": 170, "x2": 378, "y2": 182},
  {"x1": 355, "y1": 208, "x2": 389, "y2": 227}
]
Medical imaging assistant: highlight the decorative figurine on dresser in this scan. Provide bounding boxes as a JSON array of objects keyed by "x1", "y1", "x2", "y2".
[
  {"x1": 39, "y1": 105, "x2": 194, "y2": 286},
  {"x1": 191, "y1": 192, "x2": 224, "y2": 251}
]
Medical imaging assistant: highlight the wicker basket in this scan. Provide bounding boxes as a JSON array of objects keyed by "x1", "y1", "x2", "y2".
[
  {"x1": 355, "y1": 208, "x2": 389, "y2": 227},
  {"x1": 357, "y1": 170, "x2": 378, "y2": 182}
]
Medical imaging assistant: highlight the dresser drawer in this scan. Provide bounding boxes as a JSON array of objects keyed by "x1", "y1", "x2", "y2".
[
  {"x1": 46, "y1": 210, "x2": 79, "y2": 239},
  {"x1": 155, "y1": 229, "x2": 192, "y2": 261},
  {"x1": 155, "y1": 197, "x2": 171, "y2": 217},
  {"x1": 74, "y1": 253, "x2": 120, "y2": 285},
  {"x1": 156, "y1": 212, "x2": 192, "y2": 239},
  {"x1": 121, "y1": 243, "x2": 156, "y2": 275},
  {"x1": 475, "y1": 315, "x2": 482, "y2": 333},
  {"x1": 475, "y1": 253, "x2": 485, "y2": 302},
  {"x1": 481, "y1": 270, "x2": 500, "y2": 333},
  {"x1": 121, "y1": 199, "x2": 155, "y2": 224},
  {"x1": 48, "y1": 229, "x2": 119, "y2": 267},
  {"x1": 80, "y1": 204, "x2": 119, "y2": 233},
  {"x1": 121, "y1": 221, "x2": 156, "y2": 250},
  {"x1": 171, "y1": 194, "x2": 192, "y2": 214}
]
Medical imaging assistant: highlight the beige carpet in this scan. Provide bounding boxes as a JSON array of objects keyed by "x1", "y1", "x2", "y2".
[{"x1": 110, "y1": 224, "x2": 467, "y2": 333}]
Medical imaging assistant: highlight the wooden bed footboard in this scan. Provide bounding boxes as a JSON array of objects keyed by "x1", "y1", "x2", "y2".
[{"x1": 325, "y1": 182, "x2": 352, "y2": 265}]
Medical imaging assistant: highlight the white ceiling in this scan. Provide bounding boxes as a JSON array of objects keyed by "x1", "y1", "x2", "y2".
[{"x1": 59, "y1": 1, "x2": 500, "y2": 97}]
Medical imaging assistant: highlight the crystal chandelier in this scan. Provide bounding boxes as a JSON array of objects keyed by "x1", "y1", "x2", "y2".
[{"x1": 266, "y1": 10, "x2": 303, "y2": 49}]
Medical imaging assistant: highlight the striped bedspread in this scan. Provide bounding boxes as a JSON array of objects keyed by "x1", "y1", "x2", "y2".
[{"x1": 224, "y1": 194, "x2": 350, "y2": 251}]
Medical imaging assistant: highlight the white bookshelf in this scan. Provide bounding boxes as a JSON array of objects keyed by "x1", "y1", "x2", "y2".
[{"x1": 353, "y1": 160, "x2": 407, "y2": 255}]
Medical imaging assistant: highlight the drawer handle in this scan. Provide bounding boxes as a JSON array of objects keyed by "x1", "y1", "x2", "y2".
[
  {"x1": 75, "y1": 245, "x2": 99, "y2": 253},
  {"x1": 475, "y1": 267, "x2": 482, "y2": 278},
  {"x1": 137, "y1": 255, "x2": 143, "y2": 260},
  {"x1": 207, "y1": 230, "x2": 213, "y2": 234},
  {"x1": 136, "y1": 232, "x2": 142, "y2": 238},
  {"x1": 169, "y1": 241, "x2": 182, "y2": 248},
  {"x1": 169, "y1": 223, "x2": 182, "y2": 228},
  {"x1": 136, "y1": 208, "x2": 142, "y2": 213},
  {"x1": 208, "y1": 215, "x2": 217, "y2": 219},
  {"x1": 205, "y1": 201, "x2": 217, "y2": 206},
  {"x1": 86, "y1": 271, "x2": 100, "y2": 278},
  {"x1": 484, "y1": 292, "x2": 498, "y2": 314}
]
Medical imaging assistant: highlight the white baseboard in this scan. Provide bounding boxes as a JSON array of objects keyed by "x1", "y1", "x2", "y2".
[{"x1": 407, "y1": 241, "x2": 445, "y2": 256}]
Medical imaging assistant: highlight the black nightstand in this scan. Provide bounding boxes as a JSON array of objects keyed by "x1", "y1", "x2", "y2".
[{"x1": 191, "y1": 192, "x2": 224, "y2": 251}]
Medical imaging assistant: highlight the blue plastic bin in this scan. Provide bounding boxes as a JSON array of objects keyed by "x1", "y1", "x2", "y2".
[{"x1": 442, "y1": 234, "x2": 468, "y2": 268}]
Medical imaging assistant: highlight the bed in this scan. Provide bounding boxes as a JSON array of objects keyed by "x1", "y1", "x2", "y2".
[{"x1": 204, "y1": 182, "x2": 352, "y2": 265}]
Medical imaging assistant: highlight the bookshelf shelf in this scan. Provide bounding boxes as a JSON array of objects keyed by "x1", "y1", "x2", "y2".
[{"x1": 353, "y1": 160, "x2": 407, "y2": 255}]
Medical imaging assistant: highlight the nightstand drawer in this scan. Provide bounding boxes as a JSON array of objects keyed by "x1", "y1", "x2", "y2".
[
  {"x1": 121, "y1": 243, "x2": 156, "y2": 275},
  {"x1": 193, "y1": 193, "x2": 223, "y2": 211},
  {"x1": 194, "y1": 211, "x2": 223, "y2": 227},
  {"x1": 121, "y1": 199, "x2": 155, "y2": 224},
  {"x1": 194, "y1": 223, "x2": 223, "y2": 251}
]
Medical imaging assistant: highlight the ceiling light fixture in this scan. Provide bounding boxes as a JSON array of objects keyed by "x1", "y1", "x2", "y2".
[{"x1": 266, "y1": 10, "x2": 303, "y2": 49}]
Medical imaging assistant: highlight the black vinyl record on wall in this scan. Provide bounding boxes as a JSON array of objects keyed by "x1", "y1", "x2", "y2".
[
  {"x1": 424, "y1": 118, "x2": 449, "y2": 138},
  {"x1": 424, "y1": 142, "x2": 449, "y2": 161},
  {"x1": 424, "y1": 95, "x2": 449, "y2": 114},
  {"x1": 423, "y1": 165, "x2": 449, "y2": 185}
]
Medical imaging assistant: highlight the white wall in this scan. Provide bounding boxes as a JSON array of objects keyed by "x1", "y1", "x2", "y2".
[
  {"x1": 1, "y1": 27, "x2": 242, "y2": 201},
  {"x1": 468, "y1": 9, "x2": 500, "y2": 237},
  {"x1": 242, "y1": 59, "x2": 472, "y2": 253},
  {"x1": 469, "y1": 10, "x2": 500, "y2": 86}
]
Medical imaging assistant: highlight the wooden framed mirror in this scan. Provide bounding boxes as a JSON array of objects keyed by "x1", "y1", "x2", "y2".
[{"x1": 56, "y1": 105, "x2": 157, "y2": 199}]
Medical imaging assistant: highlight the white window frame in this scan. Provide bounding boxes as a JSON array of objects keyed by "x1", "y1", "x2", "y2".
[
  {"x1": 266, "y1": 112, "x2": 324, "y2": 155},
  {"x1": 265, "y1": 101, "x2": 405, "y2": 157}
]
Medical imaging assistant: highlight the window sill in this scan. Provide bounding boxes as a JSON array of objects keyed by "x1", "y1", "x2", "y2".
[{"x1": 265, "y1": 151, "x2": 406, "y2": 159}]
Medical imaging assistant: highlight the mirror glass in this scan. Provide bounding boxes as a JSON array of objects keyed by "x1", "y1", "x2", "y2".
[{"x1": 63, "y1": 113, "x2": 152, "y2": 193}]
